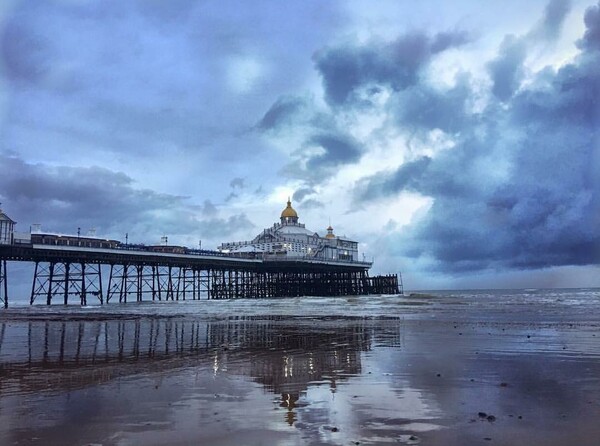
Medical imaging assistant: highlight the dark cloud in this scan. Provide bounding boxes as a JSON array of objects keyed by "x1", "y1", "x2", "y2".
[
  {"x1": 195, "y1": 214, "x2": 255, "y2": 239},
  {"x1": 260, "y1": 29, "x2": 471, "y2": 188},
  {"x1": 224, "y1": 192, "x2": 238, "y2": 202},
  {"x1": 313, "y1": 30, "x2": 471, "y2": 105},
  {"x1": 430, "y1": 30, "x2": 471, "y2": 53},
  {"x1": 0, "y1": 20, "x2": 50, "y2": 84},
  {"x1": 530, "y1": 0, "x2": 571, "y2": 40},
  {"x1": 0, "y1": 154, "x2": 253, "y2": 246},
  {"x1": 257, "y1": 95, "x2": 362, "y2": 181},
  {"x1": 306, "y1": 134, "x2": 362, "y2": 170},
  {"x1": 293, "y1": 187, "x2": 315, "y2": 203},
  {"x1": 390, "y1": 73, "x2": 473, "y2": 133},
  {"x1": 200, "y1": 200, "x2": 218, "y2": 218},
  {"x1": 257, "y1": 96, "x2": 306, "y2": 131},
  {"x1": 0, "y1": 0, "x2": 343, "y2": 189},
  {"x1": 578, "y1": 1, "x2": 600, "y2": 51},
  {"x1": 355, "y1": 156, "x2": 432, "y2": 202},
  {"x1": 133, "y1": 0, "x2": 197, "y2": 22},
  {"x1": 281, "y1": 132, "x2": 363, "y2": 182},
  {"x1": 487, "y1": 35, "x2": 527, "y2": 101},
  {"x1": 229, "y1": 177, "x2": 245, "y2": 189},
  {"x1": 510, "y1": 56, "x2": 600, "y2": 129},
  {"x1": 488, "y1": 0, "x2": 573, "y2": 103},
  {"x1": 300, "y1": 199, "x2": 324, "y2": 210},
  {"x1": 354, "y1": 6, "x2": 600, "y2": 272}
]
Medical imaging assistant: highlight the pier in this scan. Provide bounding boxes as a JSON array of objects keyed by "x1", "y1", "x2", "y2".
[
  {"x1": 0, "y1": 201, "x2": 402, "y2": 307},
  {"x1": 0, "y1": 243, "x2": 401, "y2": 307}
]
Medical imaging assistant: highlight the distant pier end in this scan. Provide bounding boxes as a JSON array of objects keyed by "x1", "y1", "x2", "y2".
[{"x1": 0, "y1": 201, "x2": 402, "y2": 307}]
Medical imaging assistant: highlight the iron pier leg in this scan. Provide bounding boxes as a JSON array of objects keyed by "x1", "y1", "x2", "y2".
[
  {"x1": 137, "y1": 265, "x2": 143, "y2": 302},
  {"x1": 98, "y1": 264, "x2": 104, "y2": 304},
  {"x1": 192, "y1": 268, "x2": 197, "y2": 300},
  {"x1": 107, "y1": 264, "x2": 114, "y2": 303},
  {"x1": 120, "y1": 264, "x2": 127, "y2": 303},
  {"x1": 47, "y1": 262, "x2": 55, "y2": 305},
  {"x1": 81, "y1": 263, "x2": 86, "y2": 306},
  {"x1": 167, "y1": 266, "x2": 173, "y2": 301},
  {"x1": 63, "y1": 262, "x2": 70, "y2": 305},
  {"x1": 30, "y1": 262, "x2": 38, "y2": 305},
  {"x1": 151, "y1": 266, "x2": 157, "y2": 301},
  {"x1": 0, "y1": 260, "x2": 7, "y2": 308},
  {"x1": 156, "y1": 266, "x2": 163, "y2": 301},
  {"x1": 207, "y1": 269, "x2": 211, "y2": 300},
  {"x1": 177, "y1": 268, "x2": 183, "y2": 301},
  {"x1": 235, "y1": 270, "x2": 239, "y2": 298}
]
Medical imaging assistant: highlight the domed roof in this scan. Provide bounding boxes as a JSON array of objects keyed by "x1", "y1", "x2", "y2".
[
  {"x1": 325, "y1": 225, "x2": 336, "y2": 239},
  {"x1": 281, "y1": 199, "x2": 298, "y2": 218}
]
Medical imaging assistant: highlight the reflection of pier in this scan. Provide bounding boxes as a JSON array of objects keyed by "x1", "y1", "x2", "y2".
[{"x1": 0, "y1": 316, "x2": 401, "y2": 424}]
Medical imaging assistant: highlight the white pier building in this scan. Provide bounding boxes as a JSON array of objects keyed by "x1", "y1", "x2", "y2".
[{"x1": 218, "y1": 199, "x2": 359, "y2": 262}]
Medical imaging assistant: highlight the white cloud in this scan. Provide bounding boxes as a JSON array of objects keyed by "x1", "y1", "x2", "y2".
[{"x1": 226, "y1": 55, "x2": 267, "y2": 93}]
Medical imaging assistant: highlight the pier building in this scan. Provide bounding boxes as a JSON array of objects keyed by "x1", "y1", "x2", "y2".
[{"x1": 218, "y1": 199, "x2": 358, "y2": 262}]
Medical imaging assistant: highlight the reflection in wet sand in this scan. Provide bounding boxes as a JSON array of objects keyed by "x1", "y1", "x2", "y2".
[
  {"x1": 1, "y1": 290, "x2": 600, "y2": 445},
  {"x1": 0, "y1": 316, "x2": 404, "y2": 442}
]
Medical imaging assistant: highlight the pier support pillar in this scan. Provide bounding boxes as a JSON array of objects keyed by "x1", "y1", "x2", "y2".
[{"x1": 0, "y1": 259, "x2": 7, "y2": 308}]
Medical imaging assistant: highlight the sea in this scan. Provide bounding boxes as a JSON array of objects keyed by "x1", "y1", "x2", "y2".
[{"x1": 1, "y1": 288, "x2": 599, "y2": 445}]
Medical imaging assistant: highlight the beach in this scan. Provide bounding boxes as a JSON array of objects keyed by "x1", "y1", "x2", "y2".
[{"x1": 0, "y1": 289, "x2": 599, "y2": 445}]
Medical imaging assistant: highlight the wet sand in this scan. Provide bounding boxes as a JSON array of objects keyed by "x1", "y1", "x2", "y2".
[{"x1": 0, "y1": 290, "x2": 599, "y2": 445}]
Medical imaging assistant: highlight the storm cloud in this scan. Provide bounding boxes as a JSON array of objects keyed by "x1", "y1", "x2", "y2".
[
  {"x1": 488, "y1": 35, "x2": 528, "y2": 101},
  {"x1": 530, "y1": 0, "x2": 572, "y2": 40},
  {"x1": 0, "y1": 154, "x2": 253, "y2": 246},
  {"x1": 313, "y1": 30, "x2": 471, "y2": 106},
  {"x1": 257, "y1": 95, "x2": 365, "y2": 180},
  {"x1": 355, "y1": 1, "x2": 600, "y2": 272},
  {"x1": 579, "y1": 0, "x2": 600, "y2": 49}
]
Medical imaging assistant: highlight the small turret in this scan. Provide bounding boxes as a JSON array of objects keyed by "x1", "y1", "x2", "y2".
[
  {"x1": 0, "y1": 203, "x2": 16, "y2": 245},
  {"x1": 325, "y1": 225, "x2": 336, "y2": 239}
]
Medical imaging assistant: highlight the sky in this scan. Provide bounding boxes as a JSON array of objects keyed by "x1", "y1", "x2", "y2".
[{"x1": 0, "y1": 0, "x2": 598, "y2": 290}]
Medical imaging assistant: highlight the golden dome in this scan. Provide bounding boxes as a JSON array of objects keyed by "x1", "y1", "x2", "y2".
[
  {"x1": 325, "y1": 225, "x2": 335, "y2": 239},
  {"x1": 281, "y1": 199, "x2": 298, "y2": 218}
]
